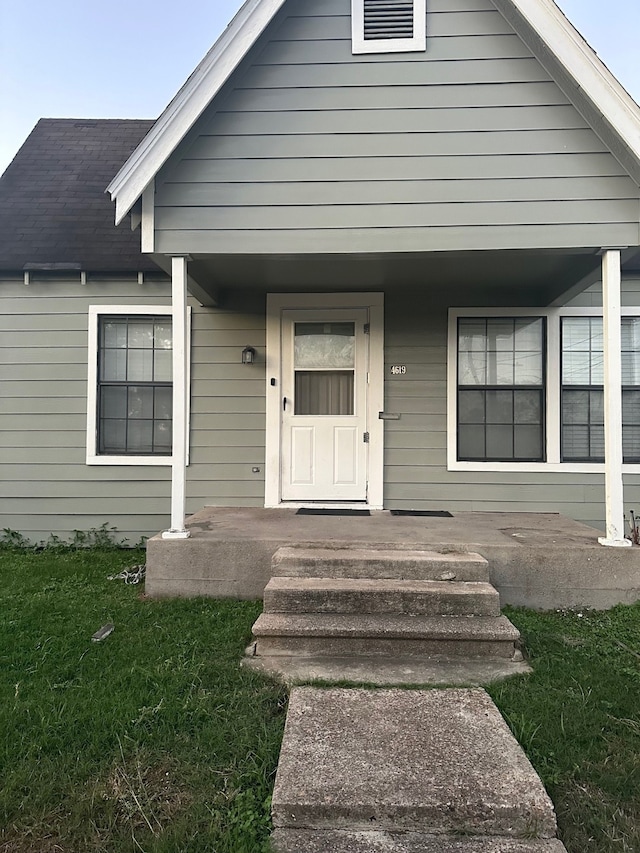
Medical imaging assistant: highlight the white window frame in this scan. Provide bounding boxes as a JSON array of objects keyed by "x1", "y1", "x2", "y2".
[
  {"x1": 352, "y1": 0, "x2": 426, "y2": 55},
  {"x1": 447, "y1": 306, "x2": 640, "y2": 474},
  {"x1": 86, "y1": 305, "x2": 191, "y2": 466}
]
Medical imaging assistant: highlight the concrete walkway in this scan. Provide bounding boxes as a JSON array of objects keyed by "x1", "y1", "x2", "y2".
[{"x1": 271, "y1": 687, "x2": 568, "y2": 852}]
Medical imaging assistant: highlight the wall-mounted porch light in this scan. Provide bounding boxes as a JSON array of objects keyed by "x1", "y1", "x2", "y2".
[{"x1": 242, "y1": 346, "x2": 257, "y2": 365}]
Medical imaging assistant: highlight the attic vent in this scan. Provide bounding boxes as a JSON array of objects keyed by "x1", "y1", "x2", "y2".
[
  {"x1": 352, "y1": 0, "x2": 425, "y2": 55},
  {"x1": 364, "y1": 0, "x2": 414, "y2": 40}
]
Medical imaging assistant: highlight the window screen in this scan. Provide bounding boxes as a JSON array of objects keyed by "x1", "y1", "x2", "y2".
[
  {"x1": 457, "y1": 318, "x2": 545, "y2": 462},
  {"x1": 98, "y1": 316, "x2": 172, "y2": 455}
]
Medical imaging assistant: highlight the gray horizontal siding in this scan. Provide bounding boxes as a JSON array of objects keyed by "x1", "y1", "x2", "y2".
[
  {"x1": 382, "y1": 289, "x2": 640, "y2": 531},
  {"x1": 155, "y1": 0, "x2": 640, "y2": 256},
  {"x1": 156, "y1": 225, "x2": 639, "y2": 256},
  {"x1": 0, "y1": 278, "x2": 173, "y2": 543},
  {"x1": 186, "y1": 305, "x2": 266, "y2": 509},
  {"x1": 6, "y1": 272, "x2": 640, "y2": 543},
  {"x1": 203, "y1": 104, "x2": 590, "y2": 135},
  {"x1": 0, "y1": 279, "x2": 267, "y2": 543}
]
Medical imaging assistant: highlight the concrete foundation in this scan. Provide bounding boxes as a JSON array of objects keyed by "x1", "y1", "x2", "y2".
[{"x1": 146, "y1": 508, "x2": 640, "y2": 610}]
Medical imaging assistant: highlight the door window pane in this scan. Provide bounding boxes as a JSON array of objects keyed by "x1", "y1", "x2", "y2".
[
  {"x1": 295, "y1": 371, "x2": 354, "y2": 415},
  {"x1": 295, "y1": 323, "x2": 355, "y2": 369}
]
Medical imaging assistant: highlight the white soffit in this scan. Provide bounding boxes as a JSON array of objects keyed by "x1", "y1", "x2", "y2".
[
  {"x1": 108, "y1": 0, "x2": 640, "y2": 225},
  {"x1": 107, "y1": 0, "x2": 287, "y2": 224}
]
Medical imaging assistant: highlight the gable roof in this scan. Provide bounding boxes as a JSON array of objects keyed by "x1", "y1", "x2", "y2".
[
  {"x1": 108, "y1": 0, "x2": 640, "y2": 226},
  {"x1": 0, "y1": 118, "x2": 157, "y2": 273}
]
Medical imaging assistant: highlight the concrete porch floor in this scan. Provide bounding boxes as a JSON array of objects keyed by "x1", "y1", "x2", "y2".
[{"x1": 146, "y1": 508, "x2": 640, "y2": 609}]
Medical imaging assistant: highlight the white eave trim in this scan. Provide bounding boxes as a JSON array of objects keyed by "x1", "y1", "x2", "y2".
[
  {"x1": 107, "y1": 0, "x2": 287, "y2": 224},
  {"x1": 492, "y1": 0, "x2": 640, "y2": 177}
]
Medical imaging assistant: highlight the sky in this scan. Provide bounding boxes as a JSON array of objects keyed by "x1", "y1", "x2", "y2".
[{"x1": 0, "y1": 0, "x2": 639, "y2": 176}]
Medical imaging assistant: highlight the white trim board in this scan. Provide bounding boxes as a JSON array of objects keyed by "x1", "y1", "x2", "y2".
[
  {"x1": 351, "y1": 0, "x2": 426, "y2": 55},
  {"x1": 86, "y1": 304, "x2": 191, "y2": 466},
  {"x1": 265, "y1": 292, "x2": 384, "y2": 509},
  {"x1": 447, "y1": 305, "x2": 640, "y2": 474},
  {"x1": 108, "y1": 0, "x2": 640, "y2": 224}
]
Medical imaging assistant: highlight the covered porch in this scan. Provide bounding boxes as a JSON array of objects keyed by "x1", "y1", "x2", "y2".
[
  {"x1": 146, "y1": 506, "x2": 640, "y2": 610},
  {"x1": 161, "y1": 246, "x2": 640, "y2": 555}
]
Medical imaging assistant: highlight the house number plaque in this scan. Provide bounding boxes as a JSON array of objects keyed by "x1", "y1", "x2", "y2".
[{"x1": 390, "y1": 365, "x2": 407, "y2": 375}]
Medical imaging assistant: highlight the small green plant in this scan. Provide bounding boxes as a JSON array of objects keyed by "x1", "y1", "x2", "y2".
[
  {"x1": 0, "y1": 528, "x2": 31, "y2": 549},
  {"x1": 1, "y1": 523, "x2": 130, "y2": 552}
]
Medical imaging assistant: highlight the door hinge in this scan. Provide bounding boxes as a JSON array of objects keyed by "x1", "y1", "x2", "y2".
[
  {"x1": 363, "y1": 323, "x2": 370, "y2": 335},
  {"x1": 363, "y1": 431, "x2": 370, "y2": 443}
]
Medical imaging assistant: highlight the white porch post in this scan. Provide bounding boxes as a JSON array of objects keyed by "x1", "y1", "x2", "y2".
[
  {"x1": 162, "y1": 255, "x2": 190, "y2": 540},
  {"x1": 598, "y1": 249, "x2": 631, "y2": 547}
]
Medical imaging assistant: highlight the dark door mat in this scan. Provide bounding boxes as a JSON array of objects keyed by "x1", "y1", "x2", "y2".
[
  {"x1": 296, "y1": 508, "x2": 371, "y2": 516},
  {"x1": 390, "y1": 510, "x2": 453, "y2": 517}
]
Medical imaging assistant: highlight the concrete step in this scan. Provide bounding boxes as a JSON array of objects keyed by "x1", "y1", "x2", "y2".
[
  {"x1": 272, "y1": 829, "x2": 568, "y2": 852},
  {"x1": 263, "y1": 577, "x2": 501, "y2": 617},
  {"x1": 272, "y1": 688, "x2": 558, "y2": 838},
  {"x1": 272, "y1": 546, "x2": 490, "y2": 582},
  {"x1": 252, "y1": 613, "x2": 520, "y2": 658},
  {"x1": 243, "y1": 653, "x2": 531, "y2": 686}
]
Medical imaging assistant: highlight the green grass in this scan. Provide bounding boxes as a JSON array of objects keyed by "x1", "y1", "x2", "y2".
[
  {"x1": 0, "y1": 549, "x2": 286, "y2": 853},
  {"x1": 489, "y1": 605, "x2": 640, "y2": 853},
  {"x1": 2, "y1": 549, "x2": 639, "y2": 852}
]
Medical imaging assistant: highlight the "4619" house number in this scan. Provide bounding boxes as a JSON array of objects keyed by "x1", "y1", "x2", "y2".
[{"x1": 390, "y1": 365, "x2": 407, "y2": 375}]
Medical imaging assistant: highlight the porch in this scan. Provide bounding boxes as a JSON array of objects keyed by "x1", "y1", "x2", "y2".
[{"x1": 146, "y1": 507, "x2": 640, "y2": 610}]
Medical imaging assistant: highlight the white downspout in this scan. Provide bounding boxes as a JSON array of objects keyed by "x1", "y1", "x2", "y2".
[
  {"x1": 598, "y1": 249, "x2": 631, "y2": 547},
  {"x1": 162, "y1": 255, "x2": 191, "y2": 540}
]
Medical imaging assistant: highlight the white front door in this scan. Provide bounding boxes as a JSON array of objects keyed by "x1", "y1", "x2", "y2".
[{"x1": 280, "y1": 308, "x2": 369, "y2": 501}]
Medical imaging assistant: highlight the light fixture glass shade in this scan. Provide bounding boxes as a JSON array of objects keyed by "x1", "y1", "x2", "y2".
[{"x1": 242, "y1": 346, "x2": 256, "y2": 364}]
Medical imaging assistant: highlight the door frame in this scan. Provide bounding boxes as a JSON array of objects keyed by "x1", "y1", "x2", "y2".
[{"x1": 265, "y1": 292, "x2": 384, "y2": 508}]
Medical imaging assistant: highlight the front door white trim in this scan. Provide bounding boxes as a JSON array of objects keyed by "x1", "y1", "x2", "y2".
[{"x1": 266, "y1": 292, "x2": 384, "y2": 509}]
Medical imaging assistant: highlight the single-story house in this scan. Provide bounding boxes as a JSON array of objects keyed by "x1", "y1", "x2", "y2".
[{"x1": 3, "y1": 0, "x2": 640, "y2": 560}]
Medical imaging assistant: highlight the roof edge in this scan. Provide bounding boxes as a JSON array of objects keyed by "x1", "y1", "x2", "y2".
[
  {"x1": 492, "y1": 0, "x2": 640, "y2": 182},
  {"x1": 107, "y1": 0, "x2": 287, "y2": 224}
]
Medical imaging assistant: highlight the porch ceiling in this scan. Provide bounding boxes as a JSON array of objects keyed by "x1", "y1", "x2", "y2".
[{"x1": 179, "y1": 248, "x2": 618, "y2": 307}]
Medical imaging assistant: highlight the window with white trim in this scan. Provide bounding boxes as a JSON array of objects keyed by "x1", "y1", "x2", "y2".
[
  {"x1": 449, "y1": 308, "x2": 640, "y2": 472},
  {"x1": 98, "y1": 315, "x2": 172, "y2": 455},
  {"x1": 562, "y1": 316, "x2": 640, "y2": 463},
  {"x1": 352, "y1": 0, "x2": 426, "y2": 54},
  {"x1": 457, "y1": 318, "x2": 545, "y2": 462},
  {"x1": 86, "y1": 306, "x2": 178, "y2": 466}
]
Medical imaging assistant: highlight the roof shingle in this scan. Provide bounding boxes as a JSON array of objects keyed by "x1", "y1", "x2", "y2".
[{"x1": 0, "y1": 118, "x2": 157, "y2": 273}]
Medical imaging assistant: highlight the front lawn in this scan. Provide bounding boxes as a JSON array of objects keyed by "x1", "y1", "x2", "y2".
[
  {"x1": 1, "y1": 547, "x2": 638, "y2": 852},
  {"x1": 0, "y1": 548, "x2": 286, "y2": 853},
  {"x1": 490, "y1": 605, "x2": 640, "y2": 853}
]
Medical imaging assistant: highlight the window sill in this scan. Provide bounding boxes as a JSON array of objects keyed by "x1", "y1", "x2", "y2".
[
  {"x1": 448, "y1": 460, "x2": 640, "y2": 474},
  {"x1": 86, "y1": 454, "x2": 173, "y2": 467}
]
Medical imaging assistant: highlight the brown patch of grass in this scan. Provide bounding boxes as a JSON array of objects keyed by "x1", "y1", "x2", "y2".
[
  {"x1": 0, "y1": 833, "x2": 66, "y2": 853},
  {"x1": 99, "y1": 751, "x2": 192, "y2": 836},
  {"x1": 556, "y1": 781, "x2": 640, "y2": 853}
]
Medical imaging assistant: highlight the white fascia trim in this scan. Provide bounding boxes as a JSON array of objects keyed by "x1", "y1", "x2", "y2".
[
  {"x1": 107, "y1": 0, "x2": 287, "y2": 224},
  {"x1": 86, "y1": 304, "x2": 191, "y2": 466},
  {"x1": 351, "y1": 0, "x2": 426, "y2": 55},
  {"x1": 495, "y1": 0, "x2": 640, "y2": 172},
  {"x1": 447, "y1": 305, "x2": 640, "y2": 475},
  {"x1": 140, "y1": 182, "x2": 155, "y2": 254}
]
